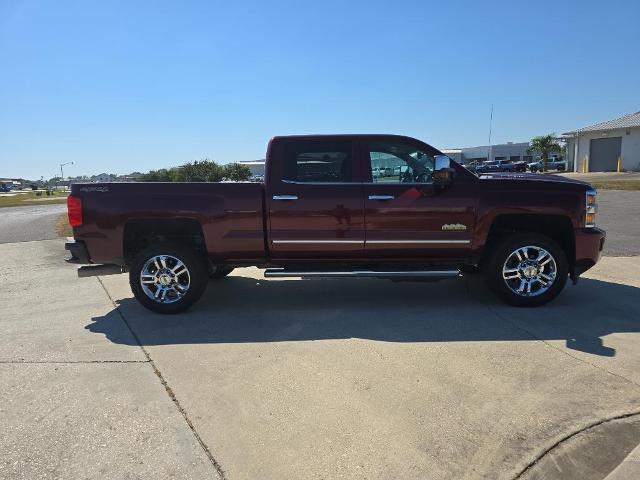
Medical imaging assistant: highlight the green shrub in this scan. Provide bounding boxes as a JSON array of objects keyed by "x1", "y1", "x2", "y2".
[{"x1": 139, "y1": 159, "x2": 251, "y2": 182}]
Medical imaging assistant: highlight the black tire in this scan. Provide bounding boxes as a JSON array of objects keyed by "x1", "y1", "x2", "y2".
[
  {"x1": 484, "y1": 233, "x2": 568, "y2": 307},
  {"x1": 129, "y1": 243, "x2": 208, "y2": 314},
  {"x1": 210, "y1": 265, "x2": 234, "y2": 279}
]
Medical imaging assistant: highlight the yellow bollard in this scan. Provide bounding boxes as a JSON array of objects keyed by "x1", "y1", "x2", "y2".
[
  {"x1": 617, "y1": 157, "x2": 622, "y2": 172},
  {"x1": 582, "y1": 158, "x2": 586, "y2": 173}
]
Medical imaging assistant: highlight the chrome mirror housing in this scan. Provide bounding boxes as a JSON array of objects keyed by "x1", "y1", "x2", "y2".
[
  {"x1": 433, "y1": 155, "x2": 454, "y2": 187},
  {"x1": 434, "y1": 155, "x2": 451, "y2": 171}
]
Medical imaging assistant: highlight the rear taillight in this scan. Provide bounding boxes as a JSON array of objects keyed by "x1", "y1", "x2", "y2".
[
  {"x1": 585, "y1": 190, "x2": 597, "y2": 228},
  {"x1": 67, "y1": 195, "x2": 83, "y2": 227}
]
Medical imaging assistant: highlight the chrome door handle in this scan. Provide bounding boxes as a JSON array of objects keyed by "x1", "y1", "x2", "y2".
[
  {"x1": 272, "y1": 195, "x2": 298, "y2": 201},
  {"x1": 368, "y1": 195, "x2": 395, "y2": 201}
]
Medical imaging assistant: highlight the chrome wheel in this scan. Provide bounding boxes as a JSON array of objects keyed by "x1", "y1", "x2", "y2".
[
  {"x1": 502, "y1": 246, "x2": 557, "y2": 297},
  {"x1": 140, "y1": 255, "x2": 191, "y2": 304}
]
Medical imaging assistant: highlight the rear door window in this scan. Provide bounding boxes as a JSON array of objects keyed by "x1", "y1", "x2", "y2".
[{"x1": 282, "y1": 141, "x2": 353, "y2": 183}]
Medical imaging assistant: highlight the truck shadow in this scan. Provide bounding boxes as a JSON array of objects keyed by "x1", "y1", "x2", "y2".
[{"x1": 86, "y1": 275, "x2": 640, "y2": 358}]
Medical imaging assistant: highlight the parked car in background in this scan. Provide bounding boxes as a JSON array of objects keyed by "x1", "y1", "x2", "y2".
[
  {"x1": 528, "y1": 160, "x2": 542, "y2": 172},
  {"x1": 476, "y1": 160, "x2": 519, "y2": 174},
  {"x1": 549, "y1": 159, "x2": 567, "y2": 171},
  {"x1": 512, "y1": 160, "x2": 528, "y2": 172},
  {"x1": 463, "y1": 161, "x2": 479, "y2": 174},
  {"x1": 528, "y1": 159, "x2": 567, "y2": 173}
]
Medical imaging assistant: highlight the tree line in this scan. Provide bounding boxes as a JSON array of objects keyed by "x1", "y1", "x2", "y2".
[{"x1": 139, "y1": 159, "x2": 252, "y2": 182}]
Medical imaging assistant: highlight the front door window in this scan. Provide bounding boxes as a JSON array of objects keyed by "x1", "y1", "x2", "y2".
[{"x1": 369, "y1": 142, "x2": 435, "y2": 184}]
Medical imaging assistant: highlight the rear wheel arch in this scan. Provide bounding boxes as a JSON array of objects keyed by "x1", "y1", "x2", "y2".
[{"x1": 123, "y1": 218, "x2": 208, "y2": 267}]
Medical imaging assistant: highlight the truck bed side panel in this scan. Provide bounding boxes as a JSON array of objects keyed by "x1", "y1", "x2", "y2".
[{"x1": 71, "y1": 182, "x2": 265, "y2": 264}]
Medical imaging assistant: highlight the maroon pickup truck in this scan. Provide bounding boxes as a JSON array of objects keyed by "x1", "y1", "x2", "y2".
[{"x1": 65, "y1": 134, "x2": 605, "y2": 313}]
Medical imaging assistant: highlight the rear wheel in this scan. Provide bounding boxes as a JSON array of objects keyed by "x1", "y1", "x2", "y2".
[
  {"x1": 129, "y1": 243, "x2": 208, "y2": 314},
  {"x1": 484, "y1": 233, "x2": 568, "y2": 307}
]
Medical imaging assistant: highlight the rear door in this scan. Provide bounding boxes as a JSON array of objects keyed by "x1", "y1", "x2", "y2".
[
  {"x1": 266, "y1": 137, "x2": 365, "y2": 260},
  {"x1": 362, "y1": 138, "x2": 476, "y2": 259}
]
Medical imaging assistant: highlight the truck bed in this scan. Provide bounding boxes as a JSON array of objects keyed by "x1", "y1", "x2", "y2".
[{"x1": 71, "y1": 182, "x2": 266, "y2": 264}]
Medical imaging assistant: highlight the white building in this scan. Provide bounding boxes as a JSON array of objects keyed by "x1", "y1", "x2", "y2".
[
  {"x1": 456, "y1": 142, "x2": 534, "y2": 164},
  {"x1": 563, "y1": 111, "x2": 640, "y2": 172},
  {"x1": 441, "y1": 149, "x2": 463, "y2": 163}
]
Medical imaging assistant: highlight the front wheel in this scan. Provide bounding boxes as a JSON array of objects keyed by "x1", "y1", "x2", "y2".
[
  {"x1": 484, "y1": 233, "x2": 568, "y2": 307},
  {"x1": 129, "y1": 243, "x2": 208, "y2": 314}
]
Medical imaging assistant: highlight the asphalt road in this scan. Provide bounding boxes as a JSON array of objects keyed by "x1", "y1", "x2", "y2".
[
  {"x1": 596, "y1": 190, "x2": 640, "y2": 256},
  {"x1": 0, "y1": 203, "x2": 66, "y2": 244}
]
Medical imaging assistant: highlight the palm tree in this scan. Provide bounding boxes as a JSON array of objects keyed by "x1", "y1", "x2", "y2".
[{"x1": 528, "y1": 134, "x2": 562, "y2": 172}]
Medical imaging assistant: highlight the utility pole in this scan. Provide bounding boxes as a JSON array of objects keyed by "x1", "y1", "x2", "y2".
[{"x1": 487, "y1": 104, "x2": 494, "y2": 162}]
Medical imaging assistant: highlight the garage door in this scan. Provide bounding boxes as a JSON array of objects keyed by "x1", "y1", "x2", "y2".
[{"x1": 590, "y1": 137, "x2": 621, "y2": 172}]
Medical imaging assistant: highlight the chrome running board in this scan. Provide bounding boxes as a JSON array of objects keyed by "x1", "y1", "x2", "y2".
[{"x1": 263, "y1": 268, "x2": 460, "y2": 279}]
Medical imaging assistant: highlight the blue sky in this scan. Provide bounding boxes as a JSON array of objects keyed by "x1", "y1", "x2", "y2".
[{"x1": 1, "y1": 0, "x2": 639, "y2": 179}]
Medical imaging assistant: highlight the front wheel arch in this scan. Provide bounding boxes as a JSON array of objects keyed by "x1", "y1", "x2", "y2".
[{"x1": 481, "y1": 214, "x2": 575, "y2": 274}]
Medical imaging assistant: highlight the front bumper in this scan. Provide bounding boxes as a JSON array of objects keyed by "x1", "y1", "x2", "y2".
[
  {"x1": 65, "y1": 238, "x2": 91, "y2": 264},
  {"x1": 573, "y1": 227, "x2": 606, "y2": 278}
]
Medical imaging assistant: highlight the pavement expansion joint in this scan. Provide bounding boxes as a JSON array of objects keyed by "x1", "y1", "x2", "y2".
[
  {"x1": 96, "y1": 275, "x2": 227, "y2": 480},
  {"x1": 0, "y1": 360, "x2": 149, "y2": 364}
]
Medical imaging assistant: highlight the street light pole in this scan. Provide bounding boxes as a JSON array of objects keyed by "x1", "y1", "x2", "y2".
[{"x1": 59, "y1": 161, "x2": 74, "y2": 187}]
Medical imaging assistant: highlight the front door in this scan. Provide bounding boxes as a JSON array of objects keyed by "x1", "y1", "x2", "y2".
[
  {"x1": 267, "y1": 138, "x2": 365, "y2": 260},
  {"x1": 363, "y1": 139, "x2": 476, "y2": 259}
]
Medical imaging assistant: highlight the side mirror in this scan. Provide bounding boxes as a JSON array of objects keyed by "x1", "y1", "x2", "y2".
[{"x1": 433, "y1": 155, "x2": 454, "y2": 187}]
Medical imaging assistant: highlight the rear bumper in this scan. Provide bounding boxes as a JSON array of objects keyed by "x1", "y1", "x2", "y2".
[
  {"x1": 65, "y1": 238, "x2": 91, "y2": 264},
  {"x1": 573, "y1": 227, "x2": 606, "y2": 278}
]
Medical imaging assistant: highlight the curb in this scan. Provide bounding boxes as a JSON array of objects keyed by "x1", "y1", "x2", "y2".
[{"x1": 604, "y1": 443, "x2": 640, "y2": 480}]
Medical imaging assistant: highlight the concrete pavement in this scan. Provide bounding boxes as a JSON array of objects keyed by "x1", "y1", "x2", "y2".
[
  {"x1": 0, "y1": 240, "x2": 219, "y2": 479},
  {"x1": 98, "y1": 253, "x2": 640, "y2": 479},
  {"x1": 3, "y1": 238, "x2": 640, "y2": 479}
]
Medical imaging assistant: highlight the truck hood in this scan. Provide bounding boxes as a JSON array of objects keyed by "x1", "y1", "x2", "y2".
[{"x1": 479, "y1": 172, "x2": 591, "y2": 188}]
